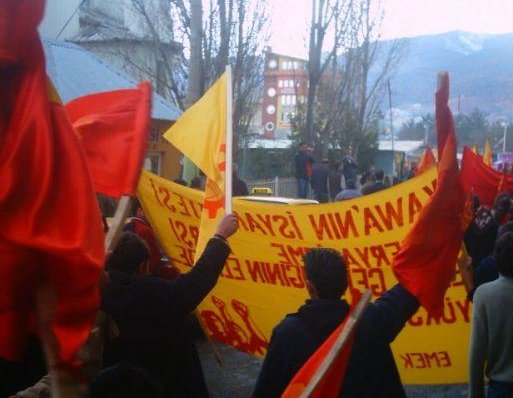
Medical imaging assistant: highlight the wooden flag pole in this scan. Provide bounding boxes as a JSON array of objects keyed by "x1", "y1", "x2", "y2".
[
  {"x1": 225, "y1": 65, "x2": 233, "y2": 214},
  {"x1": 104, "y1": 195, "x2": 134, "y2": 254},
  {"x1": 299, "y1": 290, "x2": 372, "y2": 398}
]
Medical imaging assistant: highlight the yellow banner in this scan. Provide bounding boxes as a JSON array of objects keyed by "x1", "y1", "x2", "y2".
[{"x1": 137, "y1": 169, "x2": 470, "y2": 384}]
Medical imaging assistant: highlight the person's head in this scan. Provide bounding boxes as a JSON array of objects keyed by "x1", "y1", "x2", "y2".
[
  {"x1": 89, "y1": 363, "x2": 163, "y2": 398},
  {"x1": 132, "y1": 198, "x2": 144, "y2": 219},
  {"x1": 106, "y1": 232, "x2": 150, "y2": 275},
  {"x1": 303, "y1": 249, "x2": 348, "y2": 300},
  {"x1": 493, "y1": 192, "x2": 511, "y2": 213},
  {"x1": 174, "y1": 178, "x2": 187, "y2": 186},
  {"x1": 346, "y1": 148, "x2": 353, "y2": 157},
  {"x1": 374, "y1": 169, "x2": 384, "y2": 182},
  {"x1": 322, "y1": 158, "x2": 329, "y2": 166},
  {"x1": 299, "y1": 142, "x2": 308, "y2": 153},
  {"x1": 190, "y1": 177, "x2": 202, "y2": 189},
  {"x1": 494, "y1": 231, "x2": 513, "y2": 277}
]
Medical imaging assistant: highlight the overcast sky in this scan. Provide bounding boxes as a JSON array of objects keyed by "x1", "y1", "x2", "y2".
[{"x1": 268, "y1": 0, "x2": 513, "y2": 58}]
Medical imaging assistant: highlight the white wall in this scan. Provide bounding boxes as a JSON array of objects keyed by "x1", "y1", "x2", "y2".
[{"x1": 39, "y1": 0, "x2": 81, "y2": 39}]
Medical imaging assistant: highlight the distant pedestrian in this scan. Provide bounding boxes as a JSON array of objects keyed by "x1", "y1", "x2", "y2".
[
  {"x1": 361, "y1": 169, "x2": 386, "y2": 195},
  {"x1": 342, "y1": 149, "x2": 358, "y2": 188},
  {"x1": 294, "y1": 143, "x2": 314, "y2": 199},
  {"x1": 310, "y1": 159, "x2": 330, "y2": 203},
  {"x1": 232, "y1": 163, "x2": 249, "y2": 196},
  {"x1": 328, "y1": 162, "x2": 343, "y2": 202}
]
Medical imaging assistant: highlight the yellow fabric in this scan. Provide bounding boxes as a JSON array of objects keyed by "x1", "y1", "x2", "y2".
[
  {"x1": 163, "y1": 73, "x2": 228, "y2": 261},
  {"x1": 163, "y1": 73, "x2": 227, "y2": 187},
  {"x1": 138, "y1": 168, "x2": 470, "y2": 384},
  {"x1": 472, "y1": 145, "x2": 478, "y2": 155},
  {"x1": 483, "y1": 141, "x2": 493, "y2": 166}
]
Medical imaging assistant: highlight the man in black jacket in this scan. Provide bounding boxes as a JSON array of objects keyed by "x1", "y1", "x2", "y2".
[
  {"x1": 253, "y1": 248, "x2": 419, "y2": 398},
  {"x1": 102, "y1": 214, "x2": 238, "y2": 397}
]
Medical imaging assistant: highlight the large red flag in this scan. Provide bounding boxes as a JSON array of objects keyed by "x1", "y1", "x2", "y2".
[
  {"x1": 392, "y1": 73, "x2": 466, "y2": 318},
  {"x1": 460, "y1": 146, "x2": 513, "y2": 207},
  {"x1": 65, "y1": 84, "x2": 152, "y2": 199},
  {"x1": 0, "y1": 0, "x2": 104, "y2": 369}
]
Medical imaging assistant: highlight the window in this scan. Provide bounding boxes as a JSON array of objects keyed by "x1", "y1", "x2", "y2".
[
  {"x1": 291, "y1": 95, "x2": 296, "y2": 105},
  {"x1": 267, "y1": 87, "x2": 276, "y2": 97},
  {"x1": 278, "y1": 80, "x2": 283, "y2": 88},
  {"x1": 266, "y1": 105, "x2": 276, "y2": 115}
]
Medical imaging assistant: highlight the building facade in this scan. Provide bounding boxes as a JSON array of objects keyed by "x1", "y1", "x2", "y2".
[{"x1": 261, "y1": 48, "x2": 308, "y2": 139}]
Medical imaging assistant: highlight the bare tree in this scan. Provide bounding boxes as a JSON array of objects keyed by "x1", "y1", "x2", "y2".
[{"x1": 297, "y1": 0, "x2": 406, "y2": 160}]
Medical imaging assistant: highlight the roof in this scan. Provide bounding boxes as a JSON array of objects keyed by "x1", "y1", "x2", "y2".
[
  {"x1": 248, "y1": 138, "x2": 293, "y2": 149},
  {"x1": 378, "y1": 140, "x2": 425, "y2": 153},
  {"x1": 43, "y1": 39, "x2": 181, "y2": 121}
]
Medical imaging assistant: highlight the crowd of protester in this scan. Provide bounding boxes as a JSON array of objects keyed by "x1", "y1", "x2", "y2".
[
  {"x1": 2, "y1": 185, "x2": 512, "y2": 398},
  {"x1": 295, "y1": 144, "x2": 417, "y2": 202}
]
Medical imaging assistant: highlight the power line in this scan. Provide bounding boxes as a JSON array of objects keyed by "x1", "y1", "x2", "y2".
[{"x1": 55, "y1": 0, "x2": 87, "y2": 40}]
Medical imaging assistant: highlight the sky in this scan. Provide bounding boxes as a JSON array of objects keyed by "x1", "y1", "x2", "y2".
[{"x1": 268, "y1": 0, "x2": 513, "y2": 58}]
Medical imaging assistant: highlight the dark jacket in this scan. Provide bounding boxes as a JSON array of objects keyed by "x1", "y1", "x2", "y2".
[
  {"x1": 233, "y1": 175, "x2": 249, "y2": 196},
  {"x1": 102, "y1": 237, "x2": 230, "y2": 398},
  {"x1": 295, "y1": 152, "x2": 314, "y2": 179},
  {"x1": 310, "y1": 165, "x2": 330, "y2": 194},
  {"x1": 253, "y1": 284, "x2": 419, "y2": 398},
  {"x1": 361, "y1": 181, "x2": 386, "y2": 195},
  {"x1": 342, "y1": 156, "x2": 358, "y2": 183}
]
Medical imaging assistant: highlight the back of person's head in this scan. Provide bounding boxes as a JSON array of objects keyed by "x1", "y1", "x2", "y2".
[
  {"x1": 106, "y1": 232, "x2": 149, "y2": 275},
  {"x1": 303, "y1": 249, "x2": 348, "y2": 299},
  {"x1": 494, "y1": 231, "x2": 513, "y2": 277},
  {"x1": 89, "y1": 363, "x2": 163, "y2": 398},
  {"x1": 375, "y1": 169, "x2": 384, "y2": 181},
  {"x1": 174, "y1": 178, "x2": 187, "y2": 186},
  {"x1": 190, "y1": 177, "x2": 202, "y2": 189},
  {"x1": 499, "y1": 221, "x2": 513, "y2": 237}
]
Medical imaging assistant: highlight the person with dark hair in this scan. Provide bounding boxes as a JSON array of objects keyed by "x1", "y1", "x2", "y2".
[
  {"x1": 469, "y1": 232, "x2": 513, "y2": 398},
  {"x1": 173, "y1": 178, "x2": 188, "y2": 186},
  {"x1": 102, "y1": 214, "x2": 239, "y2": 397},
  {"x1": 190, "y1": 176, "x2": 203, "y2": 190},
  {"x1": 294, "y1": 143, "x2": 314, "y2": 199},
  {"x1": 89, "y1": 363, "x2": 163, "y2": 398},
  {"x1": 232, "y1": 163, "x2": 249, "y2": 196},
  {"x1": 310, "y1": 159, "x2": 330, "y2": 203},
  {"x1": 253, "y1": 248, "x2": 419, "y2": 398},
  {"x1": 361, "y1": 169, "x2": 386, "y2": 195},
  {"x1": 335, "y1": 179, "x2": 362, "y2": 201},
  {"x1": 123, "y1": 200, "x2": 179, "y2": 280}
]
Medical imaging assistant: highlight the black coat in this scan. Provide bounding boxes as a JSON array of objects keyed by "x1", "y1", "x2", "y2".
[
  {"x1": 295, "y1": 152, "x2": 314, "y2": 179},
  {"x1": 310, "y1": 165, "x2": 329, "y2": 194},
  {"x1": 361, "y1": 181, "x2": 386, "y2": 195},
  {"x1": 102, "y1": 238, "x2": 230, "y2": 397},
  {"x1": 253, "y1": 284, "x2": 419, "y2": 398}
]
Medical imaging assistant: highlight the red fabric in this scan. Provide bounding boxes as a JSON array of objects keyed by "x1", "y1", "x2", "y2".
[
  {"x1": 0, "y1": 0, "x2": 104, "y2": 369},
  {"x1": 415, "y1": 146, "x2": 436, "y2": 176},
  {"x1": 65, "y1": 84, "x2": 152, "y2": 198},
  {"x1": 281, "y1": 292, "x2": 360, "y2": 398},
  {"x1": 436, "y1": 74, "x2": 452, "y2": 158},
  {"x1": 460, "y1": 146, "x2": 513, "y2": 208},
  {"x1": 392, "y1": 74, "x2": 466, "y2": 318}
]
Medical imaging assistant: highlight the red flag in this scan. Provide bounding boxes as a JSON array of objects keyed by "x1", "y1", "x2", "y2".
[
  {"x1": 65, "y1": 84, "x2": 152, "y2": 198},
  {"x1": 0, "y1": 0, "x2": 104, "y2": 369},
  {"x1": 460, "y1": 146, "x2": 513, "y2": 208},
  {"x1": 415, "y1": 146, "x2": 436, "y2": 176},
  {"x1": 282, "y1": 291, "x2": 368, "y2": 398},
  {"x1": 392, "y1": 73, "x2": 466, "y2": 318}
]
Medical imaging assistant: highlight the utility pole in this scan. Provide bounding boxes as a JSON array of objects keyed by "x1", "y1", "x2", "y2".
[{"x1": 387, "y1": 79, "x2": 395, "y2": 177}]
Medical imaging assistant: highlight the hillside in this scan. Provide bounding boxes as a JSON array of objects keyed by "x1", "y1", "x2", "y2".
[{"x1": 385, "y1": 31, "x2": 513, "y2": 120}]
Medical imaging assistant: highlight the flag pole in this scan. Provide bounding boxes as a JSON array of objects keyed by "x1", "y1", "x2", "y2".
[{"x1": 225, "y1": 65, "x2": 233, "y2": 214}]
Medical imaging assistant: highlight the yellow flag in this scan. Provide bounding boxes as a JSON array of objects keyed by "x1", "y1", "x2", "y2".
[
  {"x1": 483, "y1": 140, "x2": 493, "y2": 166},
  {"x1": 472, "y1": 145, "x2": 479, "y2": 155},
  {"x1": 163, "y1": 73, "x2": 228, "y2": 260}
]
